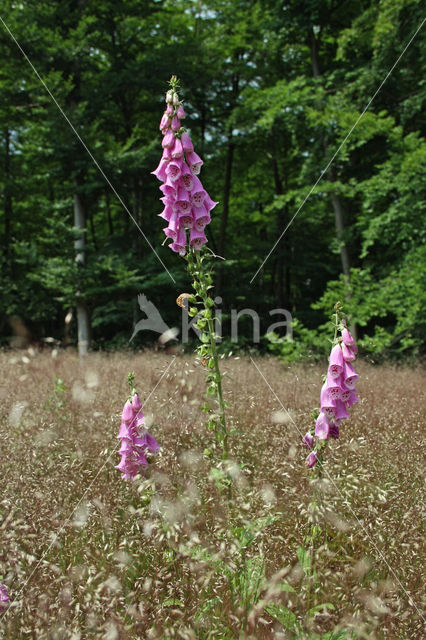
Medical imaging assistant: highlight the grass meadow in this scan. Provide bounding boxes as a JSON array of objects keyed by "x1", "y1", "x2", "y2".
[{"x1": 0, "y1": 349, "x2": 424, "y2": 639}]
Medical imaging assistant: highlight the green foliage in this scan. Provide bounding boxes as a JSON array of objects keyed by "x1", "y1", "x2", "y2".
[{"x1": 0, "y1": 0, "x2": 424, "y2": 358}]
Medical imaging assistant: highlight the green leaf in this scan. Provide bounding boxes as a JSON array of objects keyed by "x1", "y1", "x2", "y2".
[{"x1": 265, "y1": 604, "x2": 299, "y2": 631}]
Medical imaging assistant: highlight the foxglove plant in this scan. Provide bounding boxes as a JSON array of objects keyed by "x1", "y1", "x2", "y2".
[
  {"x1": 152, "y1": 76, "x2": 217, "y2": 256},
  {"x1": 116, "y1": 373, "x2": 159, "y2": 480},
  {"x1": 303, "y1": 302, "x2": 359, "y2": 471},
  {"x1": 154, "y1": 77, "x2": 228, "y2": 460}
]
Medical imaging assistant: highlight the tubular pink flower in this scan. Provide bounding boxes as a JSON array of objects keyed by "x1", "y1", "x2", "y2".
[
  {"x1": 177, "y1": 105, "x2": 186, "y2": 118},
  {"x1": 165, "y1": 159, "x2": 183, "y2": 182},
  {"x1": 181, "y1": 131, "x2": 194, "y2": 152},
  {"x1": 151, "y1": 157, "x2": 168, "y2": 182},
  {"x1": 162, "y1": 147, "x2": 172, "y2": 160},
  {"x1": 171, "y1": 137, "x2": 184, "y2": 158},
  {"x1": 190, "y1": 227, "x2": 207, "y2": 250},
  {"x1": 328, "y1": 344, "x2": 344, "y2": 378},
  {"x1": 320, "y1": 384, "x2": 336, "y2": 420},
  {"x1": 203, "y1": 194, "x2": 219, "y2": 212},
  {"x1": 190, "y1": 176, "x2": 207, "y2": 207},
  {"x1": 169, "y1": 227, "x2": 187, "y2": 256},
  {"x1": 180, "y1": 163, "x2": 194, "y2": 191},
  {"x1": 315, "y1": 412, "x2": 330, "y2": 440},
  {"x1": 160, "y1": 113, "x2": 169, "y2": 130},
  {"x1": 178, "y1": 211, "x2": 194, "y2": 229},
  {"x1": 132, "y1": 393, "x2": 142, "y2": 412},
  {"x1": 117, "y1": 422, "x2": 131, "y2": 439},
  {"x1": 339, "y1": 385, "x2": 351, "y2": 403},
  {"x1": 162, "y1": 129, "x2": 175, "y2": 149},
  {"x1": 121, "y1": 400, "x2": 134, "y2": 423},
  {"x1": 171, "y1": 116, "x2": 181, "y2": 131},
  {"x1": 335, "y1": 400, "x2": 350, "y2": 420},
  {"x1": 166, "y1": 103, "x2": 174, "y2": 115},
  {"x1": 185, "y1": 150, "x2": 203, "y2": 175},
  {"x1": 343, "y1": 361, "x2": 358, "y2": 389},
  {"x1": 159, "y1": 204, "x2": 174, "y2": 222},
  {"x1": 305, "y1": 451, "x2": 318, "y2": 468},
  {"x1": 193, "y1": 205, "x2": 211, "y2": 231},
  {"x1": 341, "y1": 328, "x2": 355, "y2": 346},
  {"x1": 303, "y1": 432, "x2": 314, "y2": 449},
  {"x1": 342, "y1": 342, "x2": 356, "y2": 362},
  {"x1": 325, "y1": 372, "x2": 342, "y2": 400}
]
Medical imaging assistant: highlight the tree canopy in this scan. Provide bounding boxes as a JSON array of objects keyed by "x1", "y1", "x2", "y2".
[{"x1": 0, "y1": 0, "x2": 425, "y2": 357}]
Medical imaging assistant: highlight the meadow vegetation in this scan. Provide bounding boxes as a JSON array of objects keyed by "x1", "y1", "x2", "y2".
[{"x1": 0, "y1": 349, "x2": 424, "y2": 639}]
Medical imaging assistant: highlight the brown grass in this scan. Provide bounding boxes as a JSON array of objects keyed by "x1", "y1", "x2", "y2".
[{"x1": 0, "y1": 349, "x2": 424, "y2": 639}]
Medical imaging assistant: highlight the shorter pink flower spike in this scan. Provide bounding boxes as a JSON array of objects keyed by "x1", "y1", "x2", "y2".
[{"x1": 305, "y1": 451, "x2": 318, "y2": 468}]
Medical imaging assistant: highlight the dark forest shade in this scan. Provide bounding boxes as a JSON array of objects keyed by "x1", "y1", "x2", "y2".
[{"x1": 0, "y1": 0, "x2": 424, "y2": 357}]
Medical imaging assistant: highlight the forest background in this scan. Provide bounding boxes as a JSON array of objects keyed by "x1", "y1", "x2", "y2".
[{"x1": 0, "y1": 0, "x2": 425, "y2": 359}]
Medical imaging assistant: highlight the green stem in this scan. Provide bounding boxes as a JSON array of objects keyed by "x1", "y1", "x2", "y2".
[{"x1": 195, "y1": 252, "x2": 228, "y2": 458}]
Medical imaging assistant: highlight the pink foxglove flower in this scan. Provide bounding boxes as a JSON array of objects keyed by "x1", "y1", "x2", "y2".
[
  {"x1": 116, "y1": 387, "x2": 159, "y2": 481},
  {"x1": 303, "y1": 432, "x2": 315, "y2": 449},
  {"x1": 153, "y1": 80, "x2": 216, "y2": 256},
  {"x1": 305, "y1": 451, "x2": 318, "y2": 468},
  {"x1": 303, "y1": 321, "x2": 359, "y2": 469},
  {"x1": 0, "y1": 584, "x2": 9, "y2": 612}
]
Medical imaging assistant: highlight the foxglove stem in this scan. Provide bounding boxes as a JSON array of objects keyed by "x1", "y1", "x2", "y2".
[{"x1": 185, "y1": 248, "x2": 228, "y2": 459}]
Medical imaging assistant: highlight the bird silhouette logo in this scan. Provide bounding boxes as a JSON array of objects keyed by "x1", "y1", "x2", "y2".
[{"x1": 130, "y1": 294, "x2": 178, "y2": 343}]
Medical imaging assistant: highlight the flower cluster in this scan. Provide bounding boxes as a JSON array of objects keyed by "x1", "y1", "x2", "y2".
[
  {"x1": 116, "y1": 391, "x2": 159, "y2": 480},
  {"x1": 0, "y1": 584, "x2": 9, "y2": 612},
  {"x1": 304, "y1": 326, "x2": 359, "y2": 468},
  {"x1": 152, "y1": 77, "x2": 217, "y2": 256}
]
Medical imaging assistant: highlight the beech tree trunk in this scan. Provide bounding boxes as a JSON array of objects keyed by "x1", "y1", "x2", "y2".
[
  {"x1": 74, "y1": 184, "x2": 90, "y2": 356},
  {"x1": 4, "y1": 129, "x2": 12, "y2": 258}
]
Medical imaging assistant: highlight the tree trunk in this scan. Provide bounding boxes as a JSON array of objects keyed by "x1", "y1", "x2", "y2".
[
  {"x1": 74, "y1": 183, "x2": 90, "y2": 356},
  {"x1": 310, "y1": 26, "x2": 351, "y2": 278},
  {"x1": 3, "y1": 128, "x2": 12, "y2": 258}
]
